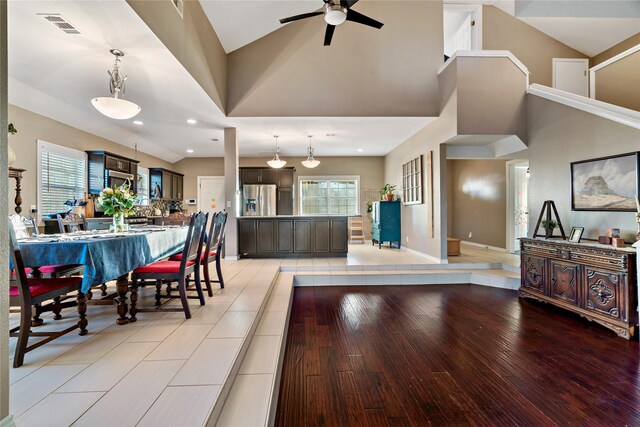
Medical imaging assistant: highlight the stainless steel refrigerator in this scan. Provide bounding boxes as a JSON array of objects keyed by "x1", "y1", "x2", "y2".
[{"x1": 242, "y1": 184, "x2": 277, "y2": 216}]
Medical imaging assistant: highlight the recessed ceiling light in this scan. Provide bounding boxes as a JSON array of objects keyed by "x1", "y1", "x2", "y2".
[
  {"x1": 186, "y1": 149, "x2": 194, "y2": 153},
  {"x1": 133, "y1": 120, "x2": 143, "y2": 125},
  {"x1": 357, "y1": 148, "x2": 364, "y2": 152},
  {"x1": 187, "y1": 119, "x2": 197, "y2": 124}
]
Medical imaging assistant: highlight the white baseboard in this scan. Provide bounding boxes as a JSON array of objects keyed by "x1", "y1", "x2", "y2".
[
  {"x1": 461, "y1": 240, "x2": 508, "y2": 253},
  {"x1": 401, "y1": 246, "x2": 448, "y2": 264},
  {"x1": 223, "y1": 255, "x2": 240, "y2": 261},
  {"x1": 1, "y1": 416, "x2": 15, "y2": 427}
]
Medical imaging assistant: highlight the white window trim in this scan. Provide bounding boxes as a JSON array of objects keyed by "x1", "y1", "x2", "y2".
[
  {"x1": 36, "y1": 139, "x2": 87, "y2": 224},
  {"x1": 297, "y1": 175, "x2": 361, "y2": 215}
]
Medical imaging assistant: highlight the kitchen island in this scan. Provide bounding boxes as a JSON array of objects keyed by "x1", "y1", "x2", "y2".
[{"x1": 238, "y1": 215, "x2": 348, "y2": 258}]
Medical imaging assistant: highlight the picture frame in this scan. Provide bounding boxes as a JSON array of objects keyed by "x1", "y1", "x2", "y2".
[
  {"x1": 570, "y1": 152, "x2": 639, "y2": 212},
  {"x1": 568, "y1": 227, "x2": 584, "y2": 243}
]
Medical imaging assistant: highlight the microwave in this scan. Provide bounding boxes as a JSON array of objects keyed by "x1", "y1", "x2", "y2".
[{"x1": 105, "y1": 170, "x2": 134, "y2": 189}]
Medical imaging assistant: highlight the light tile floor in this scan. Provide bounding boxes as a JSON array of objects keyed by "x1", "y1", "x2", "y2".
[{"x1": 8, "y1": 243, "x2": 516, "y2": 427}]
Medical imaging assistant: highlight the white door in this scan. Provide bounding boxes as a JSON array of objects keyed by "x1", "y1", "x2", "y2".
[
  {"x1": 506, "y1": 161, "x2": 529, "y2": 254},
  {"x1": 552, "y1": 58, "x2": 589, "y2": 97},
  {"x1": 197, "y1": 177, "x2": 225, "y2": 217}
]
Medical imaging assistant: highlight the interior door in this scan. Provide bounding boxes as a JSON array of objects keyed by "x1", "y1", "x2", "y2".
[
  {"x1": 198, "y1": 176, "x2": 225, "y2": 218},
  {"x1": 553, "y1": 58, "x2": 589, "y2": 97}
]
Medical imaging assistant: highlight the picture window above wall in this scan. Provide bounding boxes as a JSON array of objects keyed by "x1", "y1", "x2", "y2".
[{"x1": 402, "y1": 155, "x2": 423, "y2": 205}]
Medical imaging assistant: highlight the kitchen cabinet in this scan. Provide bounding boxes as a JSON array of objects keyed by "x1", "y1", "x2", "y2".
[
  {"x1": 278, "y1": 168, "x2": 294, "y2": 187},
  {"x1": 238, "y1": 216, "x2": 348, "y2": 258},
  {"x1": 150, "y1": 168, "x2": 184, "y2": 201},
  {"x1": 240, "y1": 168, "x2": 278, "y2": 184},
  {"x1": 87, "y1": 151, "x2": 139, "y2": 195},
  {"x1": 519, "y1": 238, "x2": 637, "y2": 339},
  {"x1": 372, "y1": 201, "x2": 401, "y2": 249},
  {"x1": 277, "y1": 188, "x2": 294, "y2": 216}
]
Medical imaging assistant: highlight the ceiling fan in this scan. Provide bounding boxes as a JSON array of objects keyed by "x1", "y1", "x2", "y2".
[{"x1": 279, "y1": 0, "x2": 384, "y2": 46}]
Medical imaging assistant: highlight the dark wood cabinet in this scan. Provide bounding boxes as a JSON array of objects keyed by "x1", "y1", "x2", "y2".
[
  {"x1": 260, "y1": 168, "x2": 279, "y2": 185},
  {"x1": 277, "y1": 188, "x2": 294, "y2": 215},
  {"x1": 241, "y1": 169, "x2": 262, "y2": 184},
  {"x1": 239, "y1": 216, "x2": 348, "y2": 258},
  {"x1": 519, "y1": 238, "x2": 637, "y2": 339},
  {"x1": 278, "y1": 168, "x2": 294, "y2": 187},
  {"x1": 150, "y1": 168, "x2": 184, "y2": 201},
  {"x1": 87, "y1": 151, "x2": 140, "y2": 195}
]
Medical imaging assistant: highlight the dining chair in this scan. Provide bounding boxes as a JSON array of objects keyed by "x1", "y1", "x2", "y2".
[
  {"x1": 8, "y1": 224, "x2": 88, "y2": 368},
  {"x1": 56, "y1": 213, "x2": 87, "y2": 233},
  {"x1": 170, "y1": 211, "x2": 228, "y2": 296},
  {"x1": 130, "y1": 212, "x2": 208, "y2": 319}
]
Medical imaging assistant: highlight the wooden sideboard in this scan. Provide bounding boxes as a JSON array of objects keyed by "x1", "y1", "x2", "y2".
[{"x1": 520, "y1": 238, "x2": 638, "y2": 339}]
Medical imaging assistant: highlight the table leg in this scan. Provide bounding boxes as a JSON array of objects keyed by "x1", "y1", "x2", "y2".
[
  {"x1": 129, "y1": 281, "x2": 138, "y2": 323},
  {"x1": 77, "y1": 291, "x2": 88, "y2": 336},
  {"x1": 116, "y1": 274, "x2": 130, "y2": 325}
]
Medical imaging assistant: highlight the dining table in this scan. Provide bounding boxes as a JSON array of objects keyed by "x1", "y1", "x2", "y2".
[{"x1": 16, "y1": 225, "x2": 189, "y2": 325}]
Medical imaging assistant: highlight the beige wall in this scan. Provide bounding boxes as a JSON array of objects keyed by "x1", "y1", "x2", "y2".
[
  {"x1": 227, "y1": 1, "x2": 443, "y2": 117},
  {"x1": 594, "y1": 50, "x2": 640, "y2": 112},
  {"x1": 127, "y1": 0, "x2": 227, "y2": 113},
  {"x1": 482, "y1": 6, "x2": 586, "y2": 87},
  {"x1": 7, "y1": 105, "x2": 173, "y2": 216},
  {"x1": 447, "y1": 159, "x2": 507, "y2": 248},
  {"x1": 173, "y1": 157, "x2": 225, "y2": 205},
  {"x1": 591, "y1": 32, "x2": 640, "y2": 66},
  {"x1": 527, "y1": 95, "x2": 640, "y2": 243}
]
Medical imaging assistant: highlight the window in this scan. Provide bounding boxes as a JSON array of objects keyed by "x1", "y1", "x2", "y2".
[
  {"x1": 137, "y1": 166, "x2": 150, "y2": 206},
  {"x1": 37, "y1": 140, "x2": 87, "y2": 220},
  {"x1": 299, "y1": 176, "x2": 360, "y2": 215},
  {"x1": 402, "y1": 155, "x2": 422, "y2": 205}
]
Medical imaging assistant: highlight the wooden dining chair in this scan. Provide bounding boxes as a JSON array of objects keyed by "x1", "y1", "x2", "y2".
[
  {"x1": 56, "y1": 213, "x2": 87, "y2": 233},
  {"x1": 8, "y1": 224, "x2": 88, "y2": 368},
  {"x1": 131, "y1": 212, "x2": 208, "y2": 319},
  {"x1": 170, "y1": 211, "x2": 227, "y2": 296}
]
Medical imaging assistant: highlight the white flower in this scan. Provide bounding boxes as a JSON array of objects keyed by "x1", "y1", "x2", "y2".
[{"x1": 123, "y1": 192, "x2": 130, "y2": 200}]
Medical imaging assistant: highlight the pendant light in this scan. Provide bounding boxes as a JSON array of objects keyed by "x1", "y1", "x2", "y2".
[
  {"x1": 91, "y1": 49, "x2": 141, "y2": 120},
  {"x1": 301, "y1": 135, "x2": 320, "y2": 168},
  {"x1": 267, "y1": 135, "x2": 287, "y2": 169}
]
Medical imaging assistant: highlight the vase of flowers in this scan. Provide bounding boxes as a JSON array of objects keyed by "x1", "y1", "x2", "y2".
[{"x1": 97, "y1": 180, "x2": 136, "y2": 232}]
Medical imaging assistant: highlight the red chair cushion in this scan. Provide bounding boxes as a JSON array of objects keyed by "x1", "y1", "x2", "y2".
[
  {"x1": 168, "y1": 251, "x2": 216, "y2": 262},
  {"x1": 133, "y1": 260, "x2": 195, "y2": 274},
  {"x1": 24, "y1": 265, "x2": 82, "y2": 275},
  {"x1": 9, "y1": 276, "x2": 82, "y2": 297}
]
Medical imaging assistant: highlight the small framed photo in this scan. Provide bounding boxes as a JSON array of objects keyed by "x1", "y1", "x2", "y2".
[{"x1": 569, "y1": 227, "x2": 584, "y2": 243}]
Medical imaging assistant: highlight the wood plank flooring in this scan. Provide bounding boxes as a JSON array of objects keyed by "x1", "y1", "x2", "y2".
[{"x1": 275, "y1": 284, "x2": 640, "y2": 426}]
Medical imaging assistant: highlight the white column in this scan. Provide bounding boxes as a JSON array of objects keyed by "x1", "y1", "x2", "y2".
[
  {"x1": 0, "y1": 0, "x2": 11, "y2": 421},
  {"x1": 224, "y1": 128, "x2": 239, "y2": 259},
  {"x1": 634, "y1": 240, "x2": 640, "y2": 322}
]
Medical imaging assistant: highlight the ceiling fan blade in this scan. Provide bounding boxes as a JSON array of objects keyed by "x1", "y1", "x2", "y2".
[
  {"x1": 324, "y1": 24, "x2": 336, "y2": 46},
  {"x1": 279, "y1": 11, "x2": 323, "y2": 24},
  {"x1": 341, "y1": 0, "x2": 359, "y2": 8},
  {"x1": 345, "y1": 9, "x2": 383, "y2": 29}
]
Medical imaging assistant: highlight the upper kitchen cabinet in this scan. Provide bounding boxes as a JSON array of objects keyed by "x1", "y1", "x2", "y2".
[
  {"x1": 150, "y1": 168, "x2": 184, "y2": 200},
  {"x1": 87, "y1": 151, "x2": 140, "y2": 195},
  {"x1": 240, "y1": 167, "x2": 295, "y2": 186}
]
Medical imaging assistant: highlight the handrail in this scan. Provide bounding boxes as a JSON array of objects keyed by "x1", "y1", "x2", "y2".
[
  {"x1": 589, "y1": 43, "x2": 640, "y2": 100},
  {"x1": 438, "y1": 50, "x2": 530, "y2": 81},
  {"x1": 528, "y1": 83, "x2": 640, "y2": 130}
]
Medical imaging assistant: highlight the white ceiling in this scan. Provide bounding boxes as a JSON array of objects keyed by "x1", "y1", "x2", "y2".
[{"x1": 8, "y1": 1, "x2": 433, "y2": 163}]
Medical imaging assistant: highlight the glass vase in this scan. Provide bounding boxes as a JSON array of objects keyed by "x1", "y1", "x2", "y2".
[{"x1": 111, "y1": 212, "x2": 127, "y2": 232}]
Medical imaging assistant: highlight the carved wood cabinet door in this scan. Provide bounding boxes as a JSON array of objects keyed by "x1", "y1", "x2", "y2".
[
  {"x1": 522, "y1": 255, "x2": 546, "y2": 294},
  {"x1": 584, "y1": 268, "x2": 626, "y2": 321},
  {"x1": 549, "y1": 261, "x2": 580, "y2": 306}
]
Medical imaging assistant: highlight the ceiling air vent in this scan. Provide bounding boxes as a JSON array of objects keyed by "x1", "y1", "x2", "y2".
[{"x1": 39, "y1": 14, "x2": 81, "y2": 34}]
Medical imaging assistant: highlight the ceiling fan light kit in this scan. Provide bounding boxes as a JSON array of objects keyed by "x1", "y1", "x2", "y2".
[
  {"x1": 279, "y1": 0, "x2": 383, "y2": 46},
  {"x1": 91, "y1": 49, "x2": 141, "y2": 120},
  {"x1": 301, "y1": 135, "x2": 320, "y2": 168},
  {"x1": 267, "y1": 135, "x2": 287, "y2": 169}
]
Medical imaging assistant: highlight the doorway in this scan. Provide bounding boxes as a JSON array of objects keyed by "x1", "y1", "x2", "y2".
[
  {"x1": 552, "y1": 58, "x2": 589, "y2": 97},
  {"x1": 506, "y1": 160, "x2": 529, "y2": 253},
  {"x1": 197, "y1": 176, "x2": 225, "y2": 218},
  {"x1": 443, "y1": 4, "x2": 482, "y2": 58}
]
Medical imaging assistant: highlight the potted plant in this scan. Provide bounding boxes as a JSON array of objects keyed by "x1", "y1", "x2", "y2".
[
  {"x1": 379, "y1": 184, "x2": 396, "y2": 201},
  {"x1": 8, "y1": 123, "x2": 16, "y2": 166},
  {"x1": 541, "y1": 219, "x2": 558, "y2": 238},
  {"x1": 97, "y1": 180, "x2": 137, "y2": 232}
]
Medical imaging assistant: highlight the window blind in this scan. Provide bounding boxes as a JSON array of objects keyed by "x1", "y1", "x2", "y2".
[
  {"x1": 299, "y1": 176, "x2": 360, "y2": 215},
  {"x1": 38, "y1": 141, "x2": 87, "y2": 218},
  {"x1": 137, "y1": 166, "x2": 150, "y2": 206}
]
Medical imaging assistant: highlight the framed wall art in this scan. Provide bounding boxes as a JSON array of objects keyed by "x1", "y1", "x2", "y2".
[{"x1": 570, "y1": 152, "x2": 639, "y2": 212}]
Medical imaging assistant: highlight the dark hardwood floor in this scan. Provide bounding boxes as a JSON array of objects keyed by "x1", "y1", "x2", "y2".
[{"x1": 275, "y1": 284, "x2": 640, "y2": 426}]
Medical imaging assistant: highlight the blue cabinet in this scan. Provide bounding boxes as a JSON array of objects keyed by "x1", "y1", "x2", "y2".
[{"x1": 371, "y1": 201, "x2": 401, "y2": 249}]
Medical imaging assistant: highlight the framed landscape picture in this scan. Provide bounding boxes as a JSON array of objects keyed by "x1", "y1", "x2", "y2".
[{"x1": 571, "y1": 152, "x2": 639, "y2": 211}]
